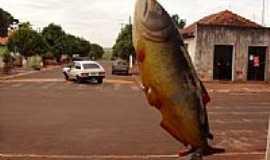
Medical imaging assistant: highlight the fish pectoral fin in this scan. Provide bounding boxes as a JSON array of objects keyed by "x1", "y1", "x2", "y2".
[{"x1": 145, "y1": 86, "x2": 162, "y2": 109}]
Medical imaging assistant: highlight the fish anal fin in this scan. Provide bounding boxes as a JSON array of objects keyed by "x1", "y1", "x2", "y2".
[{"x1": 160, "y1": 119, "x2": 188, "y2": 146}]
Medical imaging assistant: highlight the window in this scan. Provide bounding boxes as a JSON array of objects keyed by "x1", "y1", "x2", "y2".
[
  {"x1": 83, "y1": 63, "x2": 100, "y2": 69},
  {"x1": 75, "y1": 65, "x2": 81, "y2": 69}
]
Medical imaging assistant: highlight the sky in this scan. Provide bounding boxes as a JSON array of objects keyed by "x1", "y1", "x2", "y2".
[{"x1": 0, "y1": 0, "x2": 269, "y2": 48}]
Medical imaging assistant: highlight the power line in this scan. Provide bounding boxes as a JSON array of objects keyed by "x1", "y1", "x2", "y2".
[{"x1": 262, "y1": 0, "x2": 265, "y2": 26}]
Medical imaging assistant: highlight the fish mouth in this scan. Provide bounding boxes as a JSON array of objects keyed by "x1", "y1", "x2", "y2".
[{"x1": 136, "y1": 0, "x2": 173, "y2": 42}]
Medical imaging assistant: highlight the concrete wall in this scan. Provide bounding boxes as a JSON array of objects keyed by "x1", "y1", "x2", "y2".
[
  {"x1": 184, "y1": 38, "x2": 196, "y2": 63},
  {"x1": 194, "y1": 25, "x2": 270, "y2": 81}
]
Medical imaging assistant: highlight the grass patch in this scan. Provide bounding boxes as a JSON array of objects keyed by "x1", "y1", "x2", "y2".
[{"x1": 0, "y1": 46, "x2": 9, "y2": 57}]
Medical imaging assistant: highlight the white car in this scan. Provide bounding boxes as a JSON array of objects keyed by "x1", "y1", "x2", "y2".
[{"x1": 63, "y1": 61, "x2": 105, "y2": 83}]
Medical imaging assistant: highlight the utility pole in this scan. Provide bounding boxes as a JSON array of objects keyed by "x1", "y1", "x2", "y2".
[
  {"x1": 262, "y1": 0, "x2": 265, "y2": 26},
  {"x1": 129, "y1": 16, "x2": 132, "y2": 25}
]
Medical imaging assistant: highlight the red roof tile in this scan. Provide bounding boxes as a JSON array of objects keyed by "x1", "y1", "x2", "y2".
[{"x1": 181, "y1": 10, "x2": 263, "y2": 38}]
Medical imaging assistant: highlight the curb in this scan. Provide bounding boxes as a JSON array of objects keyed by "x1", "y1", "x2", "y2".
[{"x1": 0, "y1": 66, "x2": 61, "y2": 80}]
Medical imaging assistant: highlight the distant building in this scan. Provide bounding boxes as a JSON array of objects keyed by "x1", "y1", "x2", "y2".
[{"x1": 181, "y1": 10, "x2": 270, "y2": 81}]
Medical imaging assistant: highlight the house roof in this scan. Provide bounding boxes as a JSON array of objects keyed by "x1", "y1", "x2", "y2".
[{"x1": 181, "y1": 10, "x2": 263, "y2": 38}]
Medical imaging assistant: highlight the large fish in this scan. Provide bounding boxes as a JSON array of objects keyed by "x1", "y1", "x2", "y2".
[{"x1": 133, "y1": 0, "x2": 221, "y2": 158}]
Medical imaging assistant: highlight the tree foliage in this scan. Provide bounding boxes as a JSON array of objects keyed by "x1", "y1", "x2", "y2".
[
  {"x1": 77, "y1": 38, "x2": 91, "y2": 57},
  {"x1": 6, "y1": 20, "x2": 103, "y2": 61},
  {"x1": 42, "y1": 23, "x2": 93, "y2": 60},
  {"x1": 89, "y1": 43, "x2": 104, "y2": 60},
  {"x1": 112, "y1": 24, "x2": 135, "y2": 61},
  {"x1": 42, "y1": 23, "x2": 65, "y2": 59},
  {"x1": 8, "y1": 23, "x2": 48, "y2": 57},
  {"x1": 171, "y1": 14, "x2": 186, "y2": 29},
  {"x1": 0, "y1": 8, "x2": 17, "y2": 37}
]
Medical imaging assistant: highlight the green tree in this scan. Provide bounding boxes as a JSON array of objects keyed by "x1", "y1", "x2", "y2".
[
  {"x1": 112, "y1": 24, "x2": 135, "y2": 61},
  {"x1": 42, "y1": 23, "x2": 92, "y2": 59},
  {"x1": 89, "y1": 43, "x2": 104, "y2": 60},
  {"x1": 42, "y1": 23, "x2": 66, "y2": 60},
  {"x1": 61, "y1": 34, "x2": 81, "y2": 57},
  {"x1": 77, "y1": 38, "x2": 91, "y2": 57},
  {"x1": 171, "y1": 14, "x2": 186, "y2": 29},
  {"x1": 0, "y1": 8, "x2": 17, "y2": 37},
  {"x1": 61, "y1": 34, "x2": 76, "y2": 57},
  {"x1": 18, "y1": 22, "x2": 31, "y2": 30},
  {"x1": 8, "y1": 24, "x2": 48, "y2": 58}
]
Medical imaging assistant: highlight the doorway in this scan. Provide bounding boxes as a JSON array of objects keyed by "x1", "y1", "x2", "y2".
[
  {"x1": 213, "y1": 45, "x2": 233, "y2": 80},
  {"x1": 247, "y1": 47, "x2": 266, "y2": 81}
]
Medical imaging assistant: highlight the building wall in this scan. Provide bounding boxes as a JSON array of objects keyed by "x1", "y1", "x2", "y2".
[
  {"x1": 184, "y1": 38, "x2": 196, "y2": 63},
  {"x1": 194, "y1": 25, "x2": 270, "y2": 81}
]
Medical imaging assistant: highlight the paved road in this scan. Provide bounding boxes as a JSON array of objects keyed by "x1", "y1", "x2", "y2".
[
  {"x1": 14, "y1": 61, "x2": 134, "y2": 82},
  {"x1": 0, "y1": 67, "x2": 269, "y2": 160}
]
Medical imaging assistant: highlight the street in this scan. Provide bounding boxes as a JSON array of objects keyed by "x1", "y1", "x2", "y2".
[{"x1": 0, "y1": 66, "x2": 270, "y2": 160}]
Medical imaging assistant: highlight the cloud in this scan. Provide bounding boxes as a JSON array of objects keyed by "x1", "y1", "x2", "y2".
[{"x1": 0, "y1": 0, "x2": 269, "y2": 47}]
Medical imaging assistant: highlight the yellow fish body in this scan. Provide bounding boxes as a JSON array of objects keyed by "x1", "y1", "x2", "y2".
[{"x1": 133, "y1": 0, "x2": 210, "y2": 149}]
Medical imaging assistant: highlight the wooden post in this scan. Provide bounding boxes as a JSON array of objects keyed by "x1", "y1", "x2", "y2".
[{"x1": 266, "y1": 117, "x2": 270, "y2": 160}]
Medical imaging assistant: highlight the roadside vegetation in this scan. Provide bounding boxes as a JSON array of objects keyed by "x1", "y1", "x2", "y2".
[
  {"x1": 7, "y1": 22, "x2": 105, "y2": 62},
  {"x1": 0, "y1": 6, "x2": 186, "y2": 74},
  {"x1": 112, "y1": 14, "x2": 185, "y2": 62},
  {"x1": 0, "y1": 8, "x2": 105, "y2": 73},
  {"x1": 112, "y1": 24, "x2": 135, "y2": 61}
]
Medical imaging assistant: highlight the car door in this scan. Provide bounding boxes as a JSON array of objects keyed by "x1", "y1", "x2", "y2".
[{"x1": 69, "y1": 63, "x2": 81, "y2": 79}]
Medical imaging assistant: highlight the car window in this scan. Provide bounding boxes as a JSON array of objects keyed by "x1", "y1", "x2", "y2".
[
  {"x1": 83, "y1": 63, "x2": 100, "y2": 69},
  {"x1": 75, "y1": 65, "x2": 81, "y2": 69}
]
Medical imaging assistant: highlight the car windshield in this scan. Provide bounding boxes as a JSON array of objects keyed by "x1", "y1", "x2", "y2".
[{"x1": 83, "y1": 63, "x2": 100, "y2": 69}]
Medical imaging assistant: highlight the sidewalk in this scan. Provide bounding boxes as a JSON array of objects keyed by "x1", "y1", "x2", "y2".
[
  {"x1": 205, "y1": 82, "x2": 270, "y2": 93},
  {"x1": 0, "y1": 65, "x2": 60, "y2": 80}
]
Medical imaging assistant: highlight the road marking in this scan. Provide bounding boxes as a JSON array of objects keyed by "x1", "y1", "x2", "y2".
[
  {"x1": 0, "y1": 79, "x2": 135, "y2": 85},
  {"x1": 76, "y1": 84, "x2": 86, "y2": 90},
  {"x1": 211, "y1": 119, "x2": 266, "y2": 124},
  {"x1": 105, "y1": 79, "x2": 135, "y2": 85},
  {"x1": 130, "y1": 85, "x2": 140, "y2": 91},
  {"x1": 229, "y1": 93, "x2": 256, "y2": 96},
  {"x1": 10, "y1": 83, "x2": 24, "y2": 88},
  {"x1": 209, "y1": 111, "x2": 270, "y2": 115},
  {"x1": 0, "y1": 79, "x2": 65, "y2": 83},
  {"x1": 41, "y1": 82, "x2": 56, "y2": 89},
  {"x1": 113, "y1": 83, "x2": 121, "y2": 91},
  {"x1": 0, "y1": 154, "x2": 178, "y2": 159},
  {"x1": 94, "y1": 85, "x2": 104, "y2": 92},
  {"x1": 0, "y1": 152, "x2": 264, "y2": 159}
]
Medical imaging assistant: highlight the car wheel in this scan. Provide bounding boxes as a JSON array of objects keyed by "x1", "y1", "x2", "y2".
[
  {"x1": 97, "y1": 78, "x2": 103, "y2": 84},
  {"x1": 76, "y1": 76, "x2": 83, "y2": 83},
  {"x1": 63, "y1": 72, "x2": 69, "y2": 80}
]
